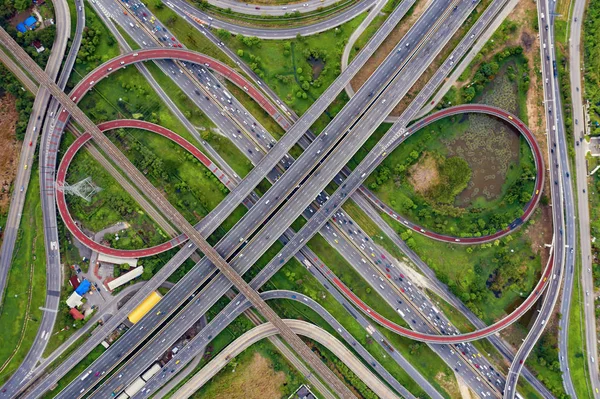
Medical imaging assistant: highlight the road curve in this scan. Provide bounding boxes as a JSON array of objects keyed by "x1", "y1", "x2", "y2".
[
  {"x1": 368, "y1": 103, "x2": 545, "y2": 245},
  {"x1": 203, "y1": 0, "x2": 354, "y2": 16},
  {"x1": 59, "y1": 74, "x2": 544, "y2": 257},
  {"x1": 55, "y1": 119, "x2": 230, "y2": 258},
  {"x1": 167, "y1": 0, "x2": 376, "y2": 39},
  {"x1": 169, "y1": 319, "x2": 402, "y2": 399}
]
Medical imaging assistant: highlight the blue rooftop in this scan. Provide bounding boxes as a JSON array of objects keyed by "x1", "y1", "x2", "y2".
[
  {"x1": 16, "y1": 23, "x2": 26, "y2": 33},
  {"x1": 24, "y1": 16, "x2": 37, "y2": 28}
]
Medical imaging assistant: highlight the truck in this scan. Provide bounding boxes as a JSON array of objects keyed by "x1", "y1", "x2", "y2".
[
  {"x1": 141, "y1": 363, "x2": 162, "y2": 381},
  {"x1": 302, "y1": 259, "x2": 311, "y2": 269},
  {"x1": 112, "y1": 384, "x2": 125, "y2": 397},
  {"x1": 124, "y1": 377, "x2": 146, "y2": 397},
  {"x1": 396, "y1": 308, "x2": 405, "y2": 317},
  {"x1": 553, "y1": 60, "x2": 557, "y2": 77},
  {"x1": 431, "y1": 305, "x2": 440, "y2": 314},
  {"x1": 366, "y1": 325, "x2": 376, "y2": 335}
]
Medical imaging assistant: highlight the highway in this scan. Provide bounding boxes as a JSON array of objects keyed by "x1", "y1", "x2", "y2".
[
  {"x1": 0, "y1": 22, "x2": 362, "y2": 399},
  {"x1": 503, "y1": 0, "x2": 576, "y2": 395},
  {"x1": 201, "y1": 0, "x2": 357, "y2": 16},
  {"x1": 166, "y1": 0, "x2": 379, "y2": 39},
  {"x1": 57, "y1": 0, "x2": 544, "y2": 396},
  {"x1": 569, "y1": 0, "x2": 600, "y2": 394},
  {"x1": 11, "y1": 0, "x2": 432, "y2": 391},
  {"x1": 0, "y1": 0, "x2": 556, "y2": 396},
  {"x1": 31, "y1": 0, "x2": 552, "y2": 396},
  {"x1": 0, "y1": 0, "x2": 79, "y2": 395},
  {"x1": 25, "y1": 1, "x2": 502, "y2": 396},
  {"x1": 0, "y1": 0, "x2": 70, "y2": 312}
]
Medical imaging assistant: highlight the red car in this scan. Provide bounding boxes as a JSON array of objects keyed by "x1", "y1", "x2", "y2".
[
  {"x1": 399, "y1": 274, "x2": 405, "y2": 279},
  {"x1": 177, "y1": 44, "x2": 182, "y2": 48},
  {"x1": 29, "y1": 141, "x2": 32, "y2": 146},
  {"x1": 143, "y1": 12, "x2": 147, "y2": 16},
  {"x1": 171, "y1": 37, "x2": 176, "y2": 41}
]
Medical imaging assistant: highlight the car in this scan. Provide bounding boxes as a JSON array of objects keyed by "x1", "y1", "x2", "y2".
[
  {"x1": 29, "y1": 141, "x2": 32, "y2": 146},
  {"x1": 24, "y1": 164, "x2": 27, "y2": 170},
  {"x1": 171, "y1": 37, "x2": 176, "y2": 41},
  {"x1": 123, "y1": 10, "x2": 127, "y2": 14},
  {"x1": 20, "y1": 186, "x2": 24, "y2": 192}
]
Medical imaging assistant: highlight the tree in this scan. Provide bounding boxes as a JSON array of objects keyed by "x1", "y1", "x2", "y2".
[
  {"x1": 237, "y1": 49, "x2": 244, "y2": 57},
  {"x1": 155, "y1": 0, "x2": 164, "y2": 8},
  {"x1": 15, "y1": 0, "x2": 29, "y2": 12}
]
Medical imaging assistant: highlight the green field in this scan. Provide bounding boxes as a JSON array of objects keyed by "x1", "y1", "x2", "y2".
[
  {"x1": 366, "y1": 53, "x2": 535, "y2": 238},
  {"x1": 218, "y1": 13, "x2": 367, "y2": 116},
  {"x1": 0, "y1": 164, "x2": 47, "y2": 384},
  {"x1": 382, "y1": 210, "x2": 541, "y2": 323}
]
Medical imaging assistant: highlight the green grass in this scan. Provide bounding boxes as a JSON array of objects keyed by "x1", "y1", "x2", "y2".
[
  {"x1": 62, "y1": 132, "x2": 168, "y2": 246},
  {"x1": 0, "y1": 164, "x2": 47, "y2": 385},
  {"x1": 264, "y1": 258, "x2": 457, "y2": 398},
  {"x1": 369, "y1": 55, "x2": 535, "y2": 238},
  {"x1": 524, "y1": 329, "x2": 568, "y2": 398},
  {"x1": 567, "y1": 259, "x2": 593, "y2": 398},
  {"x1": 382, "y1": 211, "x2": 541, "y2": 324},
  {"x1": 218, "y1": 13, "x2": 367, "y2": 116}
]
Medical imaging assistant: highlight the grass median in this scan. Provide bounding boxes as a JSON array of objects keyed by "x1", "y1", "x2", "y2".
[{"x1": 0, "y1": 163, "x2": 47, "y2": 385}]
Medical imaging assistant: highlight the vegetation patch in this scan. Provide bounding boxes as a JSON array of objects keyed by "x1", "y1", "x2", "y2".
[
  {"x1": 584, "y1": 0, "x2": 600, "y2": 133},
  {"x1": 216, "y1": 14, "x2": 366, "y2": 115},
  {"x1": 0, "y1": 163, "x2": 46, "y2": 384},
  {"x1": 367, "y1": 52, "x2": 535, "y2": 237}
]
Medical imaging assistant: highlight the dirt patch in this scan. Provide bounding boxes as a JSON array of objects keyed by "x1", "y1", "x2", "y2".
[
  {"x1": 523, "y1": 204, "x2": 553, "y2": 265},
  {"x1": 0, "y1": 95, "x2": 20, "y2": 214},
  {"x1": 350, "y1": 0, "x2": 432, "y2": 93},
  {"x1": 435, "y1": 371, "x2": 460, "y2": 398},
  {"x1": 196, "y1": 352, "x2": 287, "y2": 399},
  {"x1": 408, "y1": 152, "x2": 440, "y2": 194}
]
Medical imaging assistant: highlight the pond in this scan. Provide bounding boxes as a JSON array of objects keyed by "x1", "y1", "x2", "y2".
[{"x1": 307, "y1": 56, "x2": 325, "y2": 80}]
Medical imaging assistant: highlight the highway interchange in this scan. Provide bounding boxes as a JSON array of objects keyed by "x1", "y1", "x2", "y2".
[{"x1": 0, "y1": 0, "x2": 595, "y2": 396}]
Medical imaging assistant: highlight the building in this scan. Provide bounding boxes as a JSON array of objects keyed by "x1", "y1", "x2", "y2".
[
  {"x1": 128, "y1": 291, "x2": 162, "y2": 324},
  {"x1": 288, "y1": 385, "x2": 318, "y2": 399},
  {"x1": 20, "y1": 16, "x2": 38, "y2": 31},
  {"x1": 66, "y1": 292, "x2": 83, "y2": 308},
  {"x1": 16, "y1": 23, "x2": 27, "y2": 33},
  {"x1": 31, "y1": 40, "x2": 44, "y2": 53},
  {"x1": 69, "y1": 275, "x2": 80, "y2": 290},
  {"x1": 97, "y1": 253, "x2": 138, "y2": 268},
  {"x1": 69, "y1": 308, "x2": 84, "y2": 320},
  {"x1": 75, "y1": 279, "x2": 91, "y2": 296},
  {"x1": 107, "y1": 266, "x2": 143, "y2": 291}
]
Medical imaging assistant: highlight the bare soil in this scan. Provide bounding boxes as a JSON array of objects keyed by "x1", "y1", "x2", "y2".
[
  {"x1": 0, "y1": 96, "x2": 20, "y2": 214},
  {"x1": 524, "y1": 205, "x2": 554, "y2": 266},
  {"x1": 350, "y1": 0, "x2": 431, "y2": 93},
  {"x1": 408, "y1": 152, "x2": 440, "y2": 194},
  {"x1": 435, "y1": 371, "x2": 460, "y2": 398},
  {"x1": 195, "y1": 352, "x2": 287, "y2": 399}
]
